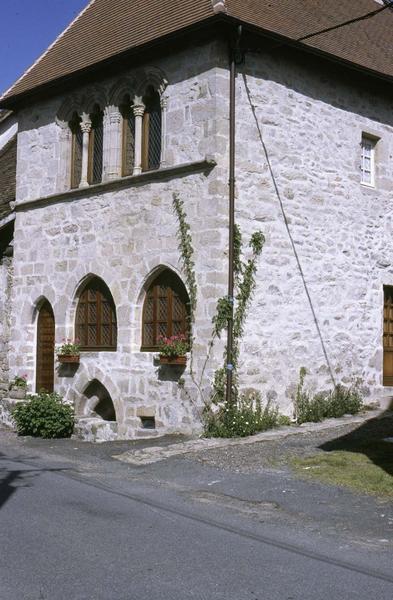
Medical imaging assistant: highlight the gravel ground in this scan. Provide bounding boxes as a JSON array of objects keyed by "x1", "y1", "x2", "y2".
[{"x1": 190, "y1": 413, "x2": 393, "y2": 474}]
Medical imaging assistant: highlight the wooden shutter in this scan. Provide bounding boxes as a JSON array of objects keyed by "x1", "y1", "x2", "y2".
[
  {"x1": 383, "y1": 287, "x2": 393, "y2": 385},
  {"x1": 36, "y1": 301, "x2": 55, "y2": 393},
  {"x1": 76, "y1": 279, "x2": 117, "y2": 350},
  {"x1": 142, "y1": 270, "x2": 189, "y2": 350}
]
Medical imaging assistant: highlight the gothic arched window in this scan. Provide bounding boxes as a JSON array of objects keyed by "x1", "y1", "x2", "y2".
[
  {"x1": 142, "y1": 269, "x2": 189, "y2": 350},
  {"x1": 121, "y1": 98, "x2": 135, "y2": 177},
  {"x1": 70, "y1": 113, "x2": 82, "y2": 189},
  {"x1": 142, "y1": 87, "x2": 161, "y2": 172},
  {"x1": 88, "y1": 106, "x2": 104, "y2": 184},
  {"x1": 76, "y1": 278, "x2": 117, "y2": 350}
]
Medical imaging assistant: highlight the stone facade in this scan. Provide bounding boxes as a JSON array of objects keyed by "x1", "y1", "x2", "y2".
[
  {"x1": 234, "y1": 49, "x2": 393, "y2": 412},
  {"x1": 9, "y1": 41, "x2": 229, "y2": 439},
  {"x1": 5, "y1": 37, "x2": 393, "y2": 439}
]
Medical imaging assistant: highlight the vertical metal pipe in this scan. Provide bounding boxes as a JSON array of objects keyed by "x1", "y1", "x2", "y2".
[{"x1": 226, "y1": 27, "x2": 241, "y2": 406}]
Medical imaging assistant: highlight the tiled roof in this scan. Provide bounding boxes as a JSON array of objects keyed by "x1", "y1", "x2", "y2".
[{"x1": 1, "y1": 0, "x2": 393, "y2": 106}]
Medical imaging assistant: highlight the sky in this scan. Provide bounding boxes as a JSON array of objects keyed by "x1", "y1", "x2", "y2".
[{"x1": 0, "y1": 0, "x2": 89, "y2": 96}]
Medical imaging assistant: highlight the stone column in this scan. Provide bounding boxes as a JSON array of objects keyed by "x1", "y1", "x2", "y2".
[
  {"x1": 132, "y1": 102, "x2": 145, "y2": 176},
  {"x1": 56, "y1": 119, "x2": 72, "y2": 192},
  {"x1": 79, "y1": 114, "x2": 92, "y2": 188},
  {"x1": 160, "y1": 95, "x2": 168, "y2": 169},
  {"x1": 103, "y1": 105, "x2": 123, "y2": 181}
]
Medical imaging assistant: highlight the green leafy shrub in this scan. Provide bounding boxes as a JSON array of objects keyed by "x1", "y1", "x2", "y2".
[
  {"x1": 13, "y1": 392, "x2": 74, "y2": 438},
  {"x1": 294, "y1": 368, "x2": 363, "y2": 425},
  {"x1": 204, "y1": 391, "x2": 285, "y2": 438}
]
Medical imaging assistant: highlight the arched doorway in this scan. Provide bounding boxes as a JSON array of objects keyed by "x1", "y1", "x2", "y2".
[{"x1": 36, "y1": 300, "x2": 55, "y2": 392}]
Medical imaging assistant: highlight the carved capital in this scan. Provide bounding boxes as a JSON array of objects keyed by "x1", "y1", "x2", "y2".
[
  {"x1": 80, "y1": 118, "x2": 92, "y2": 134},
  {"x1": 133, "y1": 103, "x2": 145, "y2": 118}
]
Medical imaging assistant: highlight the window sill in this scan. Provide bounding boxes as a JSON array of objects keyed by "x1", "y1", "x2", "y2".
[{"x1": 14, "y1": 157, "x2": 217, "y2": 212}]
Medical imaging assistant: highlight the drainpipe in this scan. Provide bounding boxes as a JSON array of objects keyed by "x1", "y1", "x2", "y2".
[{"x1": 226, "y1": 25, "x2": 243, "y2": 407}]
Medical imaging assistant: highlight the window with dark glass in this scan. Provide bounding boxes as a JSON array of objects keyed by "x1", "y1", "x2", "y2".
[
  {"x1": 121, "y1": 102, "x2": 135, "y2": 176},
  {"x1": 88, "y1": 106, "x2": 104, "y2": 184},
  {"x1": 142, "y1": 87, "x2": 161, "y2": 172},
  {"x1": 142, "y1": 270, "x2": 189, "y2": 350},
  {"x1": 70, "y1": 113, "x2": 82, "y2": 189},
  {"x1": 76, "y1": 278, "x2": 117, "y2": 350}
]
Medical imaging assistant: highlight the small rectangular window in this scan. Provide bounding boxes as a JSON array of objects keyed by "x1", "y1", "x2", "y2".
[{"x1": 360, "y1": 134, "x2": 377, "y2": 187}]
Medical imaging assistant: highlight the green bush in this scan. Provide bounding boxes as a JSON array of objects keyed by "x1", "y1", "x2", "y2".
[
  {"x1": 294, "y1": 368, "x2": 363, "y2": 425},
  {"x1": 204, "y1": 391, "x2": 285, "y2": 438},
  {"x1": 13, "y1": 392, "x2": 74, "y2": 439}
]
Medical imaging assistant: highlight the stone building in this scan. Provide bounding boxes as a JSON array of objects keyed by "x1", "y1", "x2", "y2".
[{"x1": 1, "y1": 0, "x2": 393, "y2": 440}]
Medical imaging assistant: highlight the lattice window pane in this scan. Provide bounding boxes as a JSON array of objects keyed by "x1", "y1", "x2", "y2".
[
  {"x1": 144, "y1": 323, "x2": 154, "y2": 347},
  {"x1": 102, "y1": 301, "x2": 111, "y2": 324},
  {"x1": 101, "y1": 325, "x2": 110, "y2": 346},
  {"x1": 158, "y1": 297, "x2": 168, "y2": 320},
  {"x1": 148, "y1": 108, "x2": 161, "y2": 170},
  {"x1": 88, "y1": 325, "x2": 97, "y2": 346},
  {"x1": 145, "y1": 296, "x2": 154, "y2": 321},
  {"x1": 173, "y1": 295, "x2": 184, "y2": 320},
  {"x1": 88, "y1": 302, "x2": 97, "y2": 322},
  {"x1": 158, "y1": 322, "x2": 167, "y2": 339},
  {"x1": 71, "y1": 127, "x2": 83, "y2": 188},
  {"x1": 173, "y1": 321, "x2": 182, "y2": 335},
  {"x1": 92, "y1": 121, "x2": 103, "y2": 184},
  {"x1": 123, "y1": 112, "x2": 135, "y2": 176}
]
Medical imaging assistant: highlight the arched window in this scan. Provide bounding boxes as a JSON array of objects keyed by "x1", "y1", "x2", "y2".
[
  {"x1": 142, "y1": 86, "x2": 161, "y2": 172},
  {"x1": 120, "y1": 97, "x2": 135, "y2": 177},
  {"x1": 70, "y1": 113, "x2": 82, "y2": 189},
  {"x1": 88, "y1": 105, "x2": 104, "y2": 184},
  {"x1": 142, "y1": 269, "x2": 189, "y2": 350},
  {"x1": 75, "y1": 278, "x2": 117, "y2": 350}
]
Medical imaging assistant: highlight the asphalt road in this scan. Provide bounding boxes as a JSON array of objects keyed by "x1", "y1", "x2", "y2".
[{"x1": 1, "y1": 435, "x2": 393, "y2": 600}]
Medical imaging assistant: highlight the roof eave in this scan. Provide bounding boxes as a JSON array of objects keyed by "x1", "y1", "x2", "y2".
[{"x1": 2, "y1": 12, "x2": 393, "y2": 110}]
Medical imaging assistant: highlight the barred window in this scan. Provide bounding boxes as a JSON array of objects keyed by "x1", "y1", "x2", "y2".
[
  {"x1": 142, "y1": 87, "x2": 161, "y2": 172},
  {"x1": 76, "y1": 278, "x2": 117, "y2": 350},
  {"x1": 121, "y1": 103, "x2": 135, "y2": 177},
  {"x1": 88, "y1": 106, "x2": 104, "y2": 184},
  {"x1": 70, "y1": 113, "x2": 82, "y2": 189},
  {"x1": 142, "y1": 270, "x2": 189, "y2": 350}
]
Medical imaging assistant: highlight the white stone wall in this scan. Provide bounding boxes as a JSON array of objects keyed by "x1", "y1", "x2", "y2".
[
  {"x1": 11, "y1": 38, "x2": 393, "y2": 437},
  {"x1": 10, "y1": 41, "x2": 230, "y2": 438},
  {"x1": 234, "y1": 50, "x2": 393, "y2": 412}
]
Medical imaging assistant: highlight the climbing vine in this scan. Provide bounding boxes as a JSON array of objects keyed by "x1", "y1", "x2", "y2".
[
  {"x1": 173, "y1": 193, "x2": 197, "y2": 327},
  {"x1": 172, "y1": 193, "x2": 265, "y2": 423}
]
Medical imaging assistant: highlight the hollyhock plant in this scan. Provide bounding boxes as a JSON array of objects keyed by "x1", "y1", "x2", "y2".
[{"x1": 158, "y1": 334, "x2": 189, "y2": 358}]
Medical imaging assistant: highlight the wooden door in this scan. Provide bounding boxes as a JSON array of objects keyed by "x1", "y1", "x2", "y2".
[
  {"x1": 383, "y1": 287, "x2": 393, "y2": 386},
  {"x1": 36, "y1": 301, "x2": 55, "y2": 392}
]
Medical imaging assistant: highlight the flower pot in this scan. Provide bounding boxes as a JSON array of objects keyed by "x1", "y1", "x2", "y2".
[
  {"x1": 159, "y1": 356, "x2": 187, "y2": 366},
  {"x1": 57, "y1": 354, "x2": 80, "y2": 364}
]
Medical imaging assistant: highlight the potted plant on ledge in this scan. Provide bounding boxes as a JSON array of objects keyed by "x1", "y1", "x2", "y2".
[
  {"x1": 56, "y1": 339, "x2": 80, "y2": 364},
  {"x1": 158, "y1": 334, "x2": 188, "y2": 366},
  {"x1": 9, "y1": 374, "x2": 28, "y2": 399}
]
